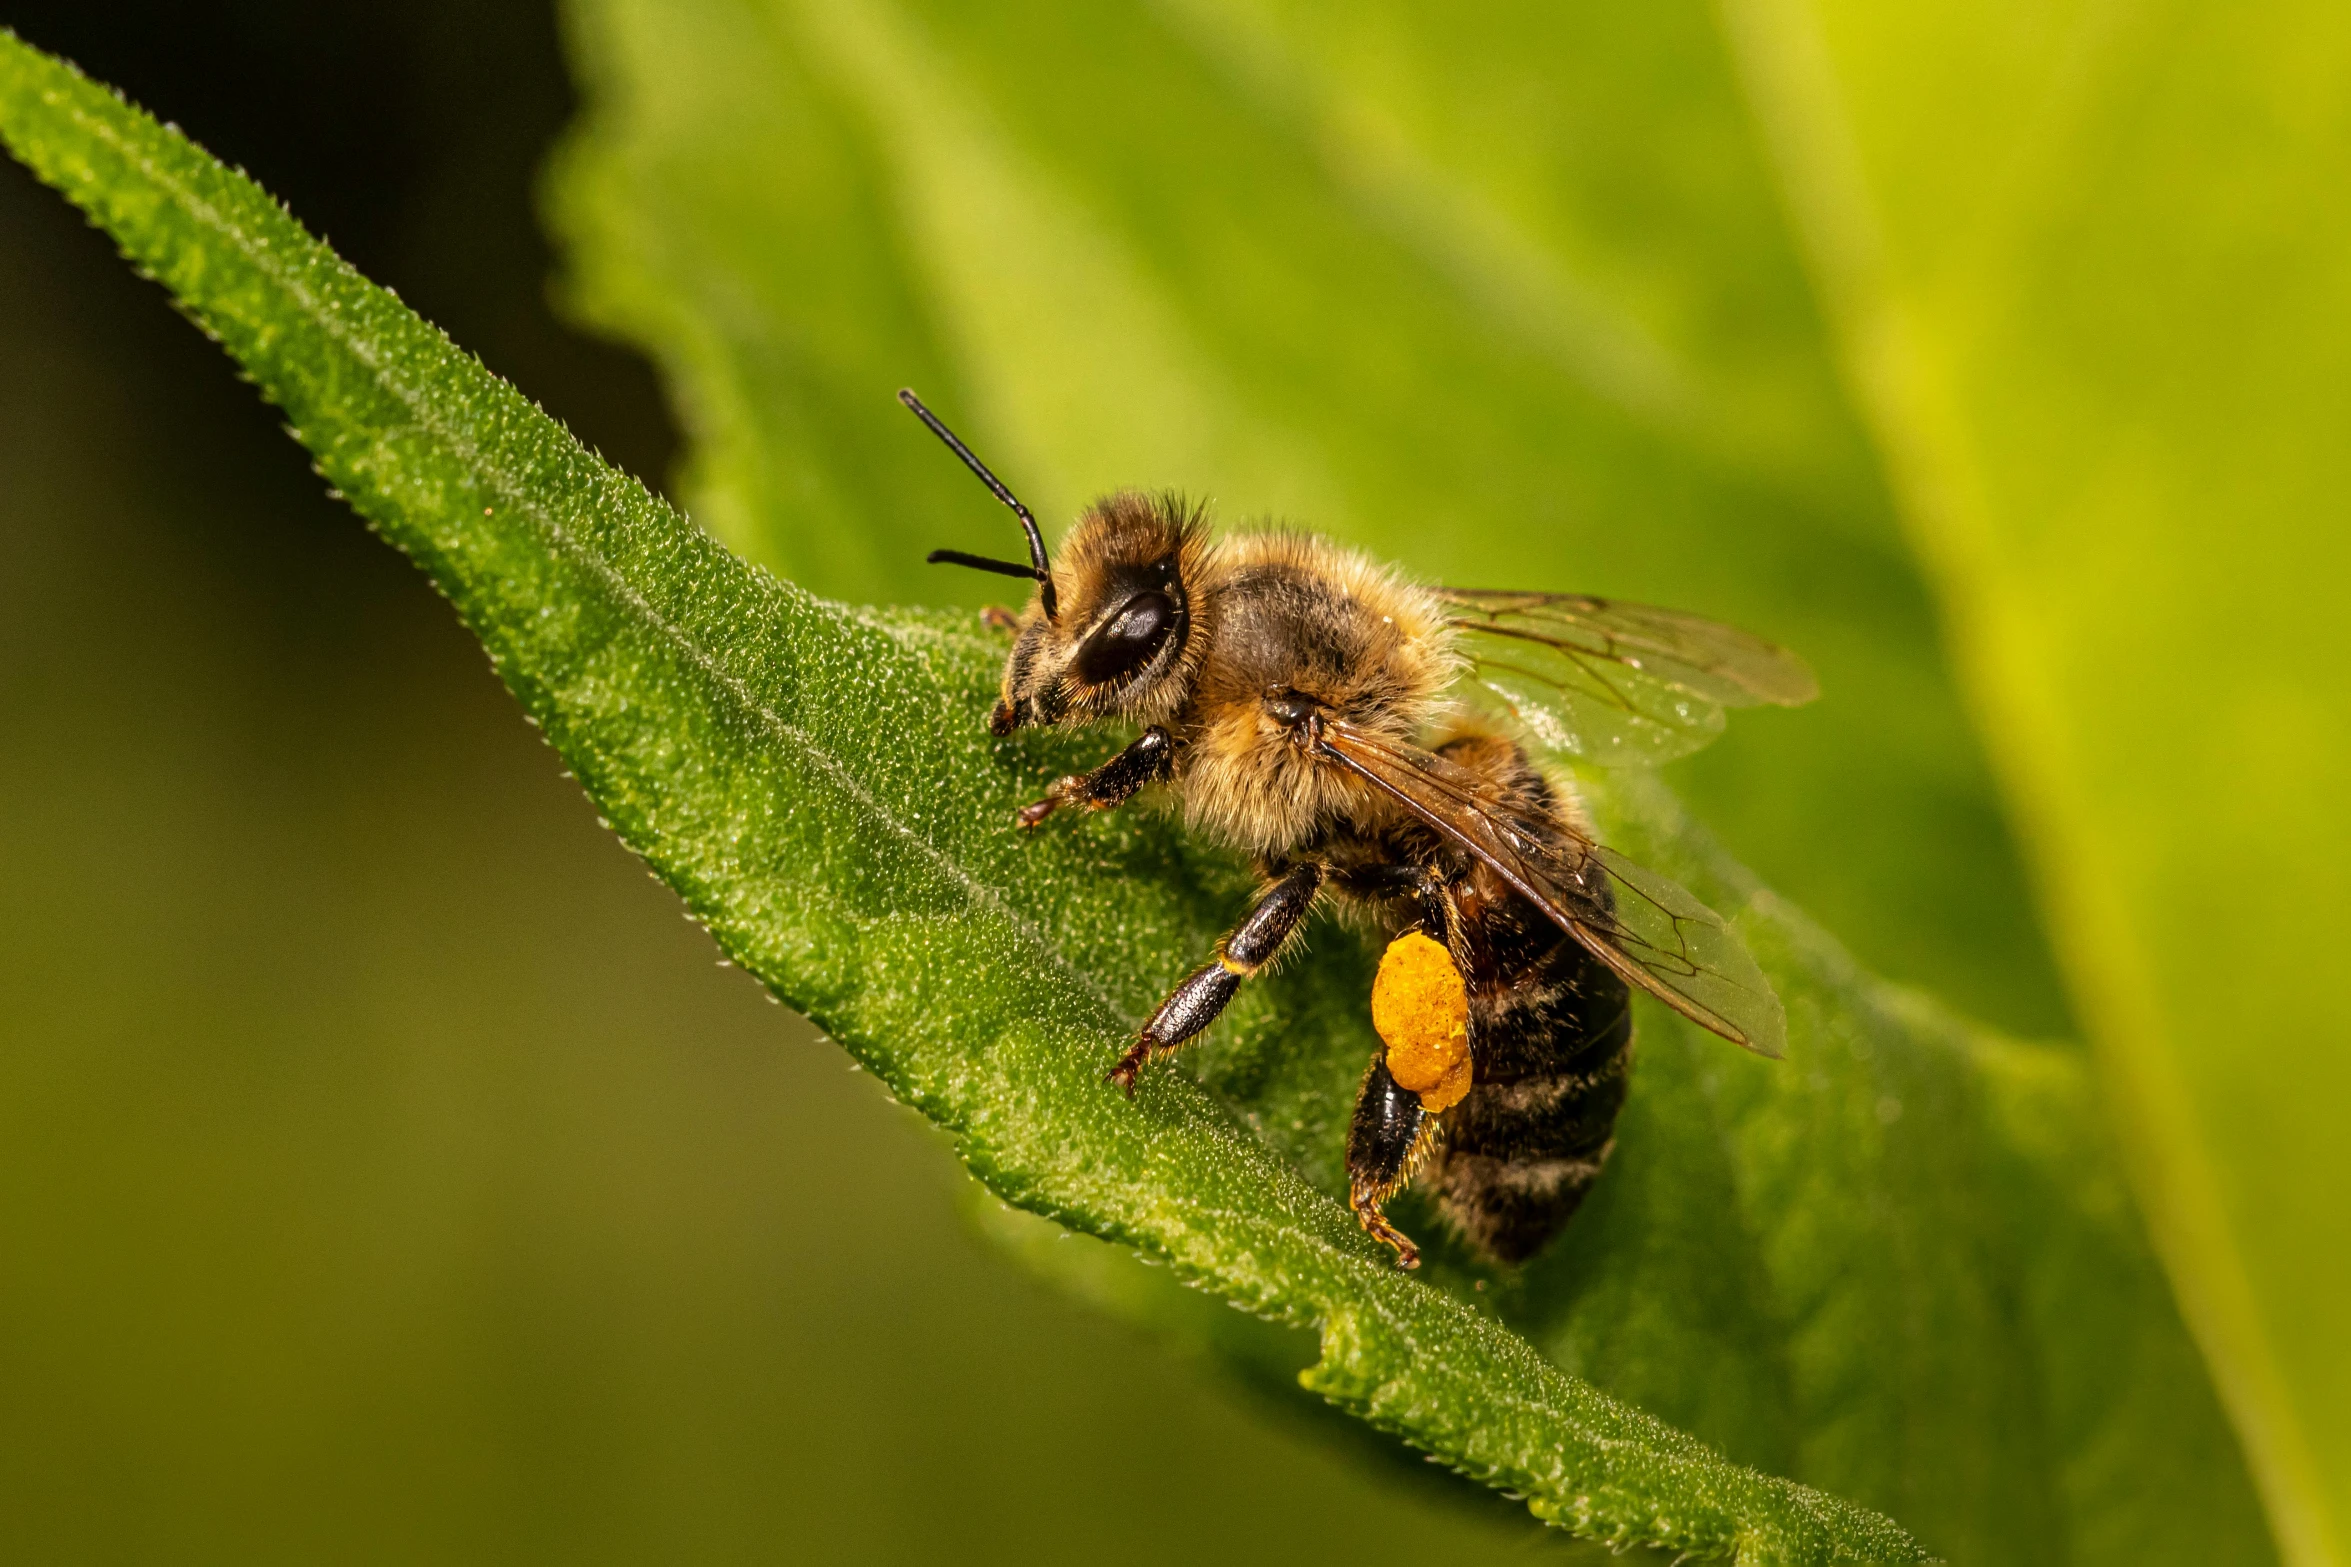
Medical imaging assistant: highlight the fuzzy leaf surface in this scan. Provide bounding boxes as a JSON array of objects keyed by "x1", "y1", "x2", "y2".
[{"x1": 0, "y1": 32, "x2": 1936, "y2": 1565}]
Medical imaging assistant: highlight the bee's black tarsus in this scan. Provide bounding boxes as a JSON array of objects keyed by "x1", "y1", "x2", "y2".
[{"x1": 1112, "y1": 863, "x2": 1323, "y2": 1092}]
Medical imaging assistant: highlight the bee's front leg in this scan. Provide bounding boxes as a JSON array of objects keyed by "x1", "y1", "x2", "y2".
[
  {"x1": 1109, "y1": 863, "x2": 1324, "y2": 1094},
  {"x1": 1016, "y1": 725, "x2": 1176, "y2": 829}
]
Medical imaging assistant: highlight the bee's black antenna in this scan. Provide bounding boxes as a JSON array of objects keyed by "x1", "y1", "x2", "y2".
[
  {"x1": 900, "y1": 388, "x2": 1058, "y2": 620},
  {"x1": 925, "y1": 548, "x2": 1048, "y2": 582}
]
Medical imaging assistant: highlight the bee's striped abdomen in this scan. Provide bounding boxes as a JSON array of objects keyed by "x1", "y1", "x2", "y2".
[
  {"x1": 1421, "y1": 736, "x2": 1633, "y2": 1264},
  {"x1": 1426, "y1": 923, "x2": 1631, "y2": 1263}
]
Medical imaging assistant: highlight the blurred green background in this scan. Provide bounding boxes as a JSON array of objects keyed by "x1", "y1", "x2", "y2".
[
  {"x1": 7, "y1": 0, "x2": 2350, "y2": 1561},
  {"x1": 0, "y1": 2, "x2": 1581, "y2": 1559}
]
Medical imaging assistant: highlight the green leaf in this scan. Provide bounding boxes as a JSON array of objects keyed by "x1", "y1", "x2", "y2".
[
  {"x1": 546, "y1": 0, "x2": 2071, "y2": 1043},
  {"x1": 543, "y1": 5, "x2": 2274, "y2": 1559},
  {"x1": 0, "y1": 31, "x2": 1931, "y2": 1564},
  {"x1": 1716, "y1": 3, "x2": 2351, "y2": 1562},
  {"x1": 0, "y1": 20, "x2": 2275, "y2": 1567}
]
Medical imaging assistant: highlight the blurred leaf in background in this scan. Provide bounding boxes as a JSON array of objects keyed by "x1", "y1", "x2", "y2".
[
  {"x1": 539, "y1": 0, "x2": 2296, "y2": 1561},
  {"x1": 1720, "y1": 2, "x2": 2351, "y2": 1561},
  {"x1": 548, "y1": 0, "x2": 2076, "y2": 1044}
]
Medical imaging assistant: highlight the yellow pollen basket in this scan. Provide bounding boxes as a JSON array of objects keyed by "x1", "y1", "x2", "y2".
[{"x1": 1371, "y1": 931, "x2": 1472, "y2": 1113}]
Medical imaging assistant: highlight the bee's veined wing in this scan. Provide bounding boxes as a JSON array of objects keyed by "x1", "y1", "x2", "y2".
[
  {"x1": 1313, "y1": 718, "x2": 1785, "y2": 1056},
  {"x1": 1436, "y1": 589, "x2": 1818, "y2": 767}
]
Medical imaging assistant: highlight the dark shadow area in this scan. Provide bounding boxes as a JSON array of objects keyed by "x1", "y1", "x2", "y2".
[{"x1": 8, "y1": 0, "x2": 678, "y2": 492}]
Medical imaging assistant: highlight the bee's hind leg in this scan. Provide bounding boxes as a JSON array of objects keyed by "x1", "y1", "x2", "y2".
[
  {"x1": 1347, "y1": 1057, "x2": 1437, "y2": 1270},
  {"x1": 1109, "y1": 862, "x2": 1323, "y2": 1094}
]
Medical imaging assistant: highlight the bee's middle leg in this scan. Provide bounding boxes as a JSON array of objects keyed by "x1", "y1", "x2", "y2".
[{"x1": 1108, "y1": 862, "x2": 1323, "y2": 1094}]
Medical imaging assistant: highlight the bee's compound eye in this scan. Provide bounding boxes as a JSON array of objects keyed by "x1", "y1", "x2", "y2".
[{"x1": 1073, "y1": 589, "x2": 1177, "y2": 687}]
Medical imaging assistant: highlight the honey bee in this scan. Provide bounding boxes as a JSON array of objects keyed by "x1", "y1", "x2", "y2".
[{"x1": 902, "y1": 390, "x2": 1815, "y2": 1270}]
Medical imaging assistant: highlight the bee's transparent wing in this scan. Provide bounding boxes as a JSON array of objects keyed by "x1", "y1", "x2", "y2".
[
  {"x1": 1437, "y1": 589, "x2": 1818, "y2": 767},
  {"x1": 1314, "y1": 718, "x2": 1785, "y2": 1055}
]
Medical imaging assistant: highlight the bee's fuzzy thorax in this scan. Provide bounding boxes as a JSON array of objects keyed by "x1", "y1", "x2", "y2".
[{"x1": 1174, "y1": 529, "x2": 1461, "y2": 857}]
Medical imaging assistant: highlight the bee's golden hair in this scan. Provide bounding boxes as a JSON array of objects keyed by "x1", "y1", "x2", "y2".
[
  {"x1": 993, "y1": 495, "x2": 1463, "y2": 852},
  {"x1": 1175, "y1": 527, "x2": 1460, "y2": 857}
]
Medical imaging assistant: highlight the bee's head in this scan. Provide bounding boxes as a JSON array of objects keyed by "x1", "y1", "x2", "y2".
[
  {"x1": 899, "y1": 390, "x2": 1204, "y2": 736},
  {"x1": 987, "y1": 491, "x2": 1203, "y2": 734}
]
